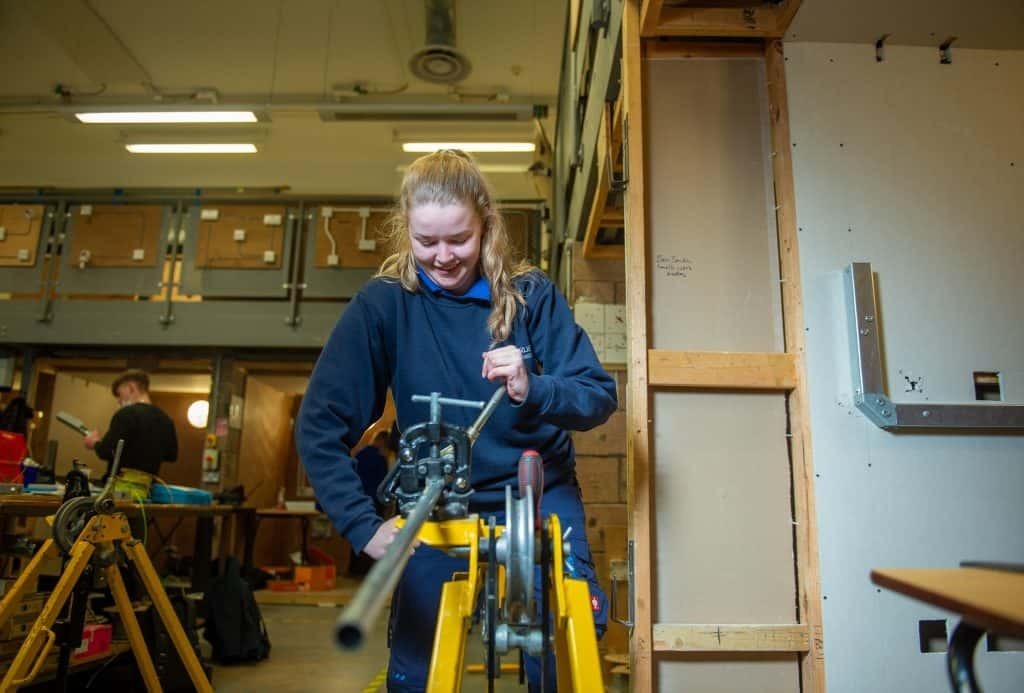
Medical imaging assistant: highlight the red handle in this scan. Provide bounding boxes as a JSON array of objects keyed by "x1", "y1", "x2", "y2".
[{"x1": 517, "y1": 450, "x2": 543, "y2": 527}]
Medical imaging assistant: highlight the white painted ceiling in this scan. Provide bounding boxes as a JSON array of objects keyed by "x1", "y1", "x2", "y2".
[{"x1": 0, "y1": 1, "x2": 566, "y2": 198}]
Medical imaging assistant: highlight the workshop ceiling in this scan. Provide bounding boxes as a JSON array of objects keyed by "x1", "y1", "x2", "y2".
[{"x1": 0, "y1": 0, "x2": 565, "y2": 198}]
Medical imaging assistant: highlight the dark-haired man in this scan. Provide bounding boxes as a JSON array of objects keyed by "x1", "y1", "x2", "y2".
[{"x1": 83, "y1": 369, "x2": 178, "y2": 481}]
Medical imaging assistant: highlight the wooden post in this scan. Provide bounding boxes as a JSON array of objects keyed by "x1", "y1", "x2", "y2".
[
  {"x1": 622, "y1": 2, "x2": 653, "y2": 691},
  {"x1": 765, "y1": 38, "x2": 826, "y2": 693}
]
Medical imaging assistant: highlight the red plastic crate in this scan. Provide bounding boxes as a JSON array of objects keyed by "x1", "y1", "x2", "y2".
[{"x1": 73, "y1": 623, "x2": 113, "y2": 660}]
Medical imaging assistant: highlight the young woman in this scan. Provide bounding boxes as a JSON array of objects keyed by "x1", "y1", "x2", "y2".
[{"x1": 296, "y1": 149, "x2": 616, "y2": 691}]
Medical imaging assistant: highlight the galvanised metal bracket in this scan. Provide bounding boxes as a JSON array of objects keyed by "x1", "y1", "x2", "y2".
[
  {"x1": 845, "y1": 262, "x2": 1024, "y2": 431},
  {"x1": 610, "y1": 540, "x2": 634, "y2": 628}
]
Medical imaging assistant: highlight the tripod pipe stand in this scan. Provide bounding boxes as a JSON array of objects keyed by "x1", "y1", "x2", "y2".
[{"x1": 0, "y1": 443, "x2": 212, "y2": 691}]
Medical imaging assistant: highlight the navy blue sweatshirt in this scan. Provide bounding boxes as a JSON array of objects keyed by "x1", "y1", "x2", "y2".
[{"x1": 295, "y1": 269, "x2": 617, "y2": 553}]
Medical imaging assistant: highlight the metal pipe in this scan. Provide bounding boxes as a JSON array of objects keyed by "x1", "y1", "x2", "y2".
[
  {"x1": 335, "y1": 477, "x2": 445, "y2": 650},
  {"x1": 466, "y1": 387, "x2": 506, "y2": 443}
]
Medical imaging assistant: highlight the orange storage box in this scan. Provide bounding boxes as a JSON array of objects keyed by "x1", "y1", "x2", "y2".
[{"x1": 294, "y1": 564, "x2": 336, "y2": 592}]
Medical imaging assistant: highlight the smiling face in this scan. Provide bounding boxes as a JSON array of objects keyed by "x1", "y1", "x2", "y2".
[{"x1": 408, "y1": 201, "x2": 484, "y2": 295}]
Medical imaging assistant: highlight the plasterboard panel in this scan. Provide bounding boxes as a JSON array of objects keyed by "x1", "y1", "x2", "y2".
[
  {"x1": 653, "y1": 392, "x2": 798, "y2": 693},
  {"x1": 645, "y1": 57, "x2": 783, "y2": 352},
  {"x1": 787, "y1": 0, "x2": 1024, "y2": 50},
  {"x1": 786, "y1": 42, "x2": 1024, "y2": 693},
  {"x1": 645, "y1": 56, "x2": 797, "y2": 690}
]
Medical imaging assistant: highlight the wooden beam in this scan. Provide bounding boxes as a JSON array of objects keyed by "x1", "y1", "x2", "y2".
[
  {"x1": 581, "y1": 107, "x2": 620, "y2": 260},
  {"x1": 654, "y1": 6, "x2": 778, "y2": 38},
  {"x1": 773, "y1": 0, "x2": 804, "y2": 36},
  {"x1": 639, "y1": 0, "x2": 665, "y2": 37},
  {"x1": 622, "y1": 3, "x2": 653, "y2": 691},
  {"x1": 600, "y1": 209, "x2": 625, "y2": 227},
  {"x1": 654, "y1": 624, "x2": 811, "y2": 653},
  {"x1": 653, "y1": 4, "x2": 799, "y2": 39},
  {"x1": 765, "y1": 39, "x2": 826, "y2": 693},
  {"x1": 645, "y1": 39, "x2": 765, "y2": 60},
  {"x1": 648, "y1": 350, "x2": 797, "y2": 389}
]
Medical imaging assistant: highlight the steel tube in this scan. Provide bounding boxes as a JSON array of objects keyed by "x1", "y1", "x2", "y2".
[
  {"x1": 467, "y1": 387, "x2": 507, "y2": 443},
  {"x1": 335, "y1": 478, "x2": 445, "y2": 650}
]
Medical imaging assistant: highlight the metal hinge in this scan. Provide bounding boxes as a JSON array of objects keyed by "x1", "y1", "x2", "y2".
[{"x1": 610, "y1": 540, "x2": 634, "y2": 628}]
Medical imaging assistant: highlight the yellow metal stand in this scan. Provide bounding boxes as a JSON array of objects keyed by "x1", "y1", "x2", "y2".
[
  {"x1": 414, "y1": 514, "x2": 603, "y2": 693},
  {"x1": 0, "y1": 512, "x2": 213, "y2": 692}
]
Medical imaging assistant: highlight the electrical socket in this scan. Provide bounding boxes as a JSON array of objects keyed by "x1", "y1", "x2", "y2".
[
  {"x1": 80, "y1": 204, "x2": 92, "y2": 216},
  {"x1": 132, "y1": 248, "x2": 145, "y2": 261},
  {"x1": 17, "y1": 249, "x2": 29, "y2": 262},
  {"x1": 263, "y1": 250, "x2": 276, "y2": 263},
  {"x1": 326, "y1": 253, "x2": 339, "y2": 266},
  {"x1": 233, "y1": 229, "x2": 246, "y2": 242},
  {"x1": 358, "y1": 239, "x2": 376, "y2": 252},
  {"x1": 321, "y1": 206, "x2": 333, "y2": 218},
  {"x1": 263, "y1": 213, "x2": 283, "y2": 226},
  {"x1": 201, "y1": 208, "x2": 220, "y2": 221}
]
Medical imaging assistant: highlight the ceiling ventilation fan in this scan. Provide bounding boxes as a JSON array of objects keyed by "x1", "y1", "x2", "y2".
[{"x1": 408, "y1": 0, "x2": 472, "y2": 84}]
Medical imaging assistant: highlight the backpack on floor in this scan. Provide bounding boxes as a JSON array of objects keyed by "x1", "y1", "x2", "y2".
[{"x1": 202, "y1": 556, "x2": 271, "y2": 662}]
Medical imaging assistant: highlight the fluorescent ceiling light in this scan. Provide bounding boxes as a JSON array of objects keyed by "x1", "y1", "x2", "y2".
[
  {"x1": 78, "y1": 111, "x2": 258, "y2": 124},
  {"x1": 126, "y1": 143, "x2": 258, "y2": 154},
  {"x1": 402, "y1": 142, "x2": 535, "y2": 153}
]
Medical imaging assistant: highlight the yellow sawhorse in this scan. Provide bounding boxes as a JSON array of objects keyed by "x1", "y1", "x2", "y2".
[
  {"x1": 0, "y1": 511, "x2": 213, "y2": 692},
  {"x1": 415, "y1": 514, "x2": 603, "y2": 693}
]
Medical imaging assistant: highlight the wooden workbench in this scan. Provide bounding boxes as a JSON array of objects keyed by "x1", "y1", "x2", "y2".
[
  {"x1": 871, "y1": 566, "x2": 1024, "y2": 692},
  {"x1": 0, "y1": 494, "x2": 237, "y2": 592}
]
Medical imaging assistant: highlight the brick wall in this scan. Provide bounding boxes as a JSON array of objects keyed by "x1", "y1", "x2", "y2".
[{"x1": 568, "y1": 248, "x2": 630, "y2": 664}]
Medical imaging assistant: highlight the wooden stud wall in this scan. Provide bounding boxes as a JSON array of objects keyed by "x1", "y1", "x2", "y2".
[{"x1": 617, "y1": 1, "x2": 823, "y2": 691}]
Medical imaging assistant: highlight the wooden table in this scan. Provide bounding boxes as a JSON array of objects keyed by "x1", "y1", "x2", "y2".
[
  {"x1": 871, "y1": 565, "x2": 1024, "y2": 692},
  {"x1": 0, "y1": 494, "x2": 237, "y2": 591},
  {"x1": 241, "y1": 507, "x2": 327, "y2": 569}
]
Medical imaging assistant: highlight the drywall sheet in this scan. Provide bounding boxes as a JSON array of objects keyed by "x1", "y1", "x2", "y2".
[
  {"x1": 786, "y1": 42, "x2": 1024, "y2": 693},
  {"x1": 644, "y1": 56, "x2": 797, "y2": 691}
]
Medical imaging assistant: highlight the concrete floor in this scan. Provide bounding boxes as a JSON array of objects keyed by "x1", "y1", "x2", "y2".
[{"x1": 211, "y1": 603, "x2": 525, "y2": 693}]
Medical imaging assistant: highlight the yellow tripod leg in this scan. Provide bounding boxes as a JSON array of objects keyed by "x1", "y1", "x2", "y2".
[
  {"x1": 1, "y1": 539, "x2": 95, "y2": 690},
  {"x1": 104, "y1": 563, "x2": 162, "y2": 692},
  {"x1": 426, "y1": 578, "x2": 473, "y2": 693},
  {"x1": 0, "y1": 539, "x2": 57, "y2": 629},
  {"x1": 122, "y1": 540, "x2": 213, "y2": 693}
]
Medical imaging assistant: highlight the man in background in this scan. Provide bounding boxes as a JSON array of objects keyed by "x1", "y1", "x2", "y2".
[{"x1": 83, "y1": 369, "x2": 178, "y2": 481}]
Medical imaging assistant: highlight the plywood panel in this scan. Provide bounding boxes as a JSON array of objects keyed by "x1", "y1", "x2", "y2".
[
  {"x1": 312, "y1": 207, "x2": 390, "y2": 269},
  {"x1": 67, "y1": 204, "x2": 162, "y2": 268},
  {"x1": 786, "y1": 42, "x2": 1024, "y2": 693},
  {"x1": 238, "y1": 375, "x2": 295, "y2": 567},
  {"x1": 196, "y1": 204, "x2": 286, "y2": 269},
  {"x1": 0, "y1": 204, "x2": 44, "y2": 267}
]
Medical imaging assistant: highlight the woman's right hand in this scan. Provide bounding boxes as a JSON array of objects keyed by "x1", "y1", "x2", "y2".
[{"x1": 362, "y1": 516, "x2": 420, "y2": 559}]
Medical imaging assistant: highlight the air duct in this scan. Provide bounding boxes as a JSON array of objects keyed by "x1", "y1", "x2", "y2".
[{"x1": 409, "y1": 0, "x2": 472, "y2": 84}]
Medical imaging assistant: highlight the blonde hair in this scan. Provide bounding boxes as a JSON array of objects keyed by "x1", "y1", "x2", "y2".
[{"x1": 377, "y1": 149, "x2": 533, "y2": 343}]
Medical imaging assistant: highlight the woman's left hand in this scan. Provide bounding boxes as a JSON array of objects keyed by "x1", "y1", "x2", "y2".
[{"x1": 481, "y1": 345, "x2": 530, "y2": 403}]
